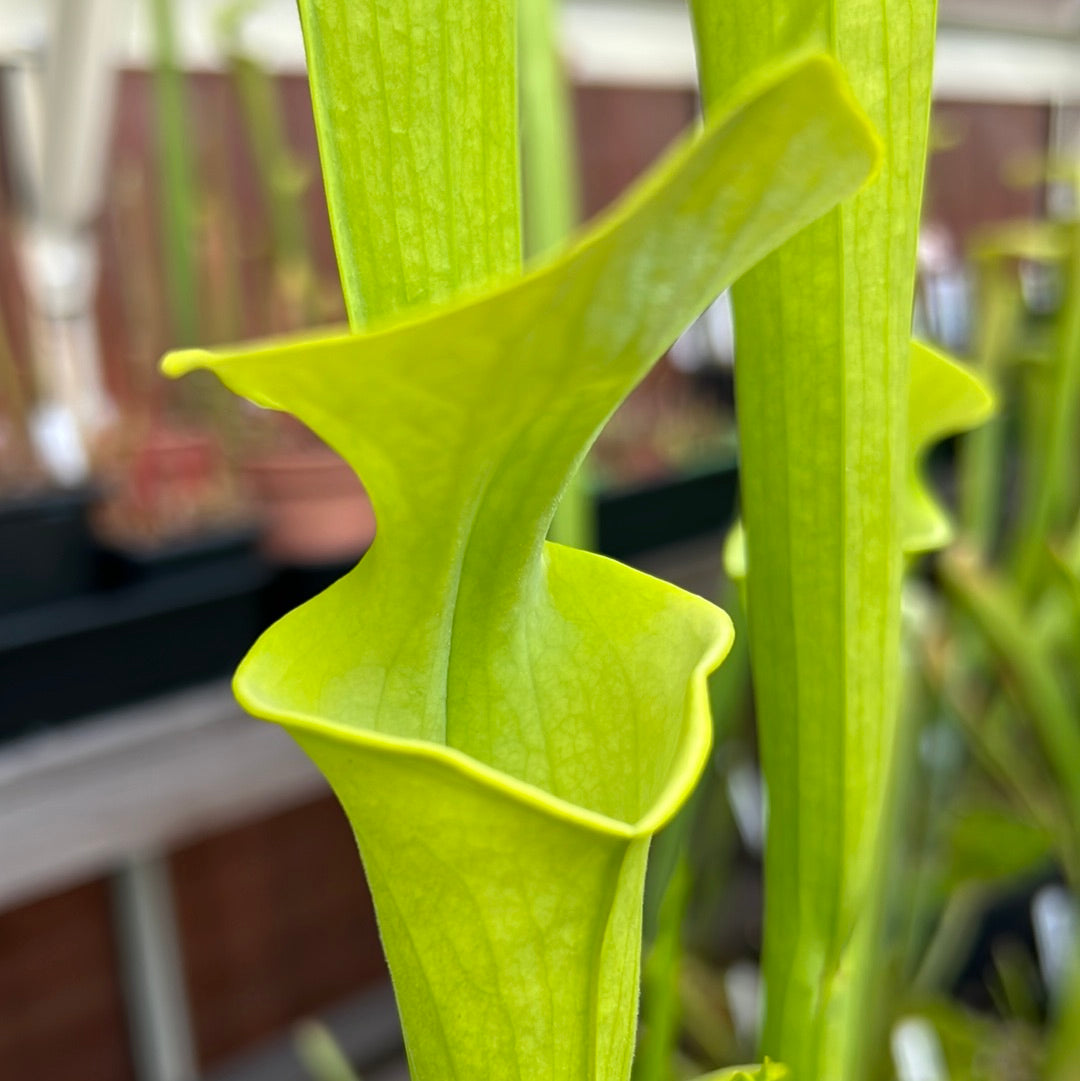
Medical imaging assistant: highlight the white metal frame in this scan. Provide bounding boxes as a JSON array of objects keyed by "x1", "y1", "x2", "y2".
[{"x1": 4, "y1": 0, "x2": 1080, "y2": 103}]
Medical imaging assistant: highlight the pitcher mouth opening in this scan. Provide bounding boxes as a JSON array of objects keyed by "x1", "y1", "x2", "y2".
[{"x1": 233, "y1": 601, "x2": 728, "y2": 841}]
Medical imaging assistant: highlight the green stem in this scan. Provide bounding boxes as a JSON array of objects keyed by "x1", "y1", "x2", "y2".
[
  {"x1": 1013, "y1": 225, "x2": 1080, "y2": 594},
  {"x1": 635, "y1": 857, "x2": 693, "y2": 1081},
  {"x1": 959, "y1": 259, "x2": 1020, "y2": 554},
  {"x1": 1047, "y1": 950, "x2": 1080, "y2": 1081}
]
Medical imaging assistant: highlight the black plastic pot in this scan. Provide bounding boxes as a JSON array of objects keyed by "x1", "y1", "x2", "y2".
[
  {"x1": 0, "y1": 550, "x2": 268, "y2": 740},
  {"x1": 0, "y1": 487, "x2": 98, "y2": 614},
  {"x1": 950, "y1": 867, "x2": 1058, "y2": 1018},
  {"x1": 98, "y1": 526, "x2": 259, "y2": 586},
  {"x1": 595, "y1": 458, "x2": 739, "y2": 560},
  {"x1": 261, "y1": 559, "x2": 360, "y2": 628}
]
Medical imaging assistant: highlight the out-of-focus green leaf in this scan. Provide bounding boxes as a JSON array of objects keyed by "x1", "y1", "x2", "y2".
[
  {"x1": 636, "y1": 857, "x2": 693, "y2": 1081},
  {"x1": 1047, "y1": 950, "x2": 1080, "y2": 1081},
  {"x1": 519, "y1": 0, "x2": 578, "y2": 259},
  {"x1": 689, "y1": 3, "x2": 936, "y2": 1079},
  {"x1": 906, "y1": 342, "x2": 996, "y2": 554},
  {"x1": 165, "y1": 52, "x2": 878, "y2": 1081},
  {"x1": 968, "y1": 220, "x2": 1068, "y2": 264},
  {"x1": 989, "y1": 940, "x2": 1043, "y2": 1025},
  {"x1": 960, "y1": 250, "x2": 1024, "y2": 553},
  {"x1": 943, "y1": 806, "x2": 1055, "y2": 889},
  {"x1": 1013, "y1": 223, "x2": 1080, "y2": 593},
  {"x1": 941, "y1": 547, "x2": 1080, "y2": 866},
  {"x1": 695, "y1": 1062, "x2": 788, "y2": 1081},
  {"x1": 679, "y1": 958, "x2": 743, "y2": 1067},
  {"x1": 518, "y1": 0, "x2": 594, "y2": 548},
  {"x1": 720, "y1": 521, "x2": 749, "y2": 637},
  {"x1": 294, "y1": 1021, "x2": 363, "y2": 1081},
  {"x1": 904, "y1": 997, "x2": 1041, "y2": 1081},
  {"x1": 1048, "y1": 547, "x2": 1080, "y2": 675},
  {"x1": 723, "y1": 340, "x2": 993, "y2": 576}
]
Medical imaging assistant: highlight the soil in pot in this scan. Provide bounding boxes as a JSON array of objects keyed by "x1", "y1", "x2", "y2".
[{"x1": 93, "y1": 424, "x2": 255, "y2": 583}]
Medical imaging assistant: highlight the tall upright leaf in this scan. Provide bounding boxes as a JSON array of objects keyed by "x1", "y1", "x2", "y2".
[
  {"x1": 689, "y1": 3, "x2": 937, "y2": 1079},
  {"x1": 166, "y1": 42, "x2": 879, "y2": 1081},
  {"x1": 296, "y1": 0, "x2": 520, "y2": 328}
]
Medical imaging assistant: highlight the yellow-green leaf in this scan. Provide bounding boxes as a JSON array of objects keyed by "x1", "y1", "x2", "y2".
[
  {"x1": 165, "y1": 51, "x2": 879, "y2": 1081},
  {"x1": 724, "y1": 339, "x2": 995, "y2": 578},
  {"x1": 906, "y1": 342, "x2": 996, "y2": 554},
  {"x1": 690, "y1": 3, "x2": 936, "y2": 1079},
  {"x1": 696, "y1": 1062, "x2": 789, "y2": 1081},
  {"x1": 296, "y1": 0, "x2": 521, "y2": 327}
]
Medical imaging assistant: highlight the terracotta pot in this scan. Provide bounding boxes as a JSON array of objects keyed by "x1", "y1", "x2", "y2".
[
  {"x1": 243, "y1": 446, "x2": 376, "y2": 565},
  {"x1": 130, "y1": 426, "x2": 217, "y2": 489}
]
